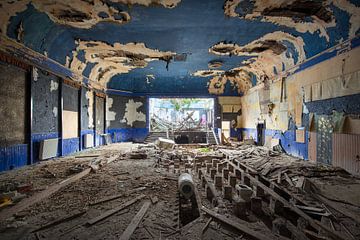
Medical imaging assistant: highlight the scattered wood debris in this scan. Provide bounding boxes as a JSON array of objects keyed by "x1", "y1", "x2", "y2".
[{"x1": 119, "y1": 201, "x2": 151, "y2": 240}]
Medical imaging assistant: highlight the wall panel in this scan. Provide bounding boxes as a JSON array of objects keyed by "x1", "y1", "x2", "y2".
[
  {"x1": 0, "y1": 62, "x2": 27, "y2": 146},
  {"x1": 332, "y1": 133, "x2": 360, "y2": 175},
  {"x1": 62, "y1": 84, "x2": 79, "y2": 139}
]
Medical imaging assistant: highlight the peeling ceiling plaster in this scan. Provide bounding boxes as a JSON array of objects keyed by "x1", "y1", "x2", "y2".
[
  {"x1": 224, "y1": 0, "x2": 360, "y2": 41},
  {"x1": 198, "y1": 31, "x2": 306, "y2": 94},
  {"x1": 70, "y1": 40, "x2": 176, "y2": 86},
  {"x1": 0, "y1": 0, "x2": 359, "y2": 96},
  {"x1": 0, "y1": 0, "x2": 181, "y2": 33}
]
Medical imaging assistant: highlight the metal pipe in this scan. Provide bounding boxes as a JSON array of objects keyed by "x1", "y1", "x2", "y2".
[{"x1": 178, "y1": 173, "x2": 194, "y2": 199}]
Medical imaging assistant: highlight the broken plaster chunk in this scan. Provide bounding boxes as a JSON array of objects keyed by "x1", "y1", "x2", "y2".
[{"x1": 156, "y1": 138, "x2": 175, "y2": 149}]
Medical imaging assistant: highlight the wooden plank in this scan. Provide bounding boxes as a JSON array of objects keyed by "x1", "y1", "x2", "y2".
[
  {"x1": 31, "y1": 210, "x2": 86, "y2": 233},
  {"x1": 277, "y1": 172, "x2": 282, "y2": 184},
  {"x1": 202, "y1": 217, "x2": 212, "y2": 235},
  {"x1": 200, "y1": 170, "x2": 221, "y2": 206},
  {"x1": 89, "y1": 193, "x2": 124, "y2": 206},
  {"x1": 89, "y1": 187, "x2": 146, "y2": 206},
  {"x1": 75, "y1": 154, "x2": 100, "y2": 158},
  {"x1": 0, "y1": 168, "x2": 91, "y2": 221},
  {"x1": 284, "y1": 173, "x2": 294, "y2": 187},
  {"x1": 201, "y1": 207, "x2": 279, "y2": 240},
  {"x1": 295, "y1": 205, "x2": 325, "y2": 213},
  {"x1": 296, "y1": 176, "x2": 305, "y2": 189},
  {"x1": 313, "y1": 193, "x2": 360, "y2": 225},
  {"x1": 119, "y1": 201, "x2": 151, "y2": 240},
  {"x1": 87, "y1": 194, "x2": 145, "y2": 225},
  {"x1": 226, "y1": 160, "x2": 347, "y2": 240}
]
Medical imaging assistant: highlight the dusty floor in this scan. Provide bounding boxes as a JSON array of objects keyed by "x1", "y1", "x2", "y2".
[{"x1": 0, "y1": 142, "x2": 359, "y2": 240}]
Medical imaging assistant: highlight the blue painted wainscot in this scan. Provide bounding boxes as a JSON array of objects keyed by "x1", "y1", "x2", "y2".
[{"x1": 0, "y1": 144, "x2": 28, "y2": 172}]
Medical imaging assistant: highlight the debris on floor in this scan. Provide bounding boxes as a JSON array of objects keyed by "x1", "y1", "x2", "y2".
[{"x1": 0, "y1": 142, "x2": 359, "y2": 240}]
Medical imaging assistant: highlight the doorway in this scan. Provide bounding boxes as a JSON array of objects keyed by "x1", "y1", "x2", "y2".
[{"x1": 149, "y1": 98, "x2": 214, "y2": 133}]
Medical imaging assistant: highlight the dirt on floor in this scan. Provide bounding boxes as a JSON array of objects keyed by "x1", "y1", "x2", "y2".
[{"x1": 0, "y1": 142, "x2": 359, "y2": 240}]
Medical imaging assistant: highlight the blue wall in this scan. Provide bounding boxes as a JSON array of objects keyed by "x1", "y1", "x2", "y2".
[
  {"x1": 239, "y1": 128, "x2": 309, "y2": 160},
  {"x1": 0, "y1": 144, "x2": 28, "y2": 171},
  {"x1": 107, "y1": 128, "x2": 149, "y2": 143}
]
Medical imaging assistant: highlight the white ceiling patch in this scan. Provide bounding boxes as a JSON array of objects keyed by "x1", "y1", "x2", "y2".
[{"x1": 122, "y1": 99, "x2": 146, "y2": 127}]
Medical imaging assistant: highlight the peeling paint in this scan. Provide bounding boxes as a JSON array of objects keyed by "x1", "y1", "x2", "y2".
[
  {"x1": 0, "y1": 0, "x2": 181, "y2": 34},
  {"x1": 121, "y1": 99, "x2": 146, "y2": 127},
  {"x1": 32, "y1": 67, "x2": 38, "y2": 82},
  {"x1": 207, "y1": 69, "x2": 253, "y2": 95},
  {"x1": 70, "y1": 40, "x2": 176, "y2": 86},
  {"x1": 209, "y1": 31, "x2": 306, "y2": 87},
  {"x1": 333, "y1": 0, "x2": 360, "y2": 38},
  {"x1": 50, "y1": 80, "x2": 58, "y2": 92},
  {"x1": 146, "y1": 74, "x2": 155, "y2": 84},
  {"x1": 222, "y1": 0, "x2": 360, "y2": 41},
  {"x1": 53, "y1": 107, "x2": 58, "y2": 117},
  {"x1": 208, "y1": 60, "x2": 223, "y2": 69},
  {"x1": 114, "y1": 0, "x2": 181, "y2": 8},
  {"x1": 86, "y1": 90, "x2": 94, "y2": 129},
  {"x1": 106, "y1": 96, "x2": 116, "y2": 127},
  {"x1": 192, "y1": 70, "x2": 225, "y2": 77}
]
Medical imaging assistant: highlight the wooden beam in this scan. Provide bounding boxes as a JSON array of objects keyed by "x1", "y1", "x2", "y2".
[
  {"x1": 87, "y1": 194, "x2": 145, "y2": 225},
  {"x1": 226, "y1": 160, "x2": 347, "y2": 240},
  {"x1": 201, "y1": 206, "x2": 281, "y2": 240},
  {"x1": 31, "y1": 210, "x2": 86, "y2": 233},
  {"x1": 119, "y1": 201, "x2": 151, "y2": 240},
  {"x1": 89, "y1": 187, "x2": 146, "y2": 206},
  {"x1": 201, "y1": 217, "x2": 212, "y2": 235},
  {"x1": 0, "y1": 168, "x2": 91, "y2": 221},
  {"x1": 199, "y1": 169, "x2": 220, "y2": 206}
]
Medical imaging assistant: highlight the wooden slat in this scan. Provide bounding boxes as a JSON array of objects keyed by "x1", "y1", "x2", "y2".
[
  {"x1": 87, "y1": 194, "x2": 145, "y2": 225},
  {"x1": 89, "y1": 187, "x2": 146, "y2": 206},
  {"x1": 201, "y1": 207, "x2": 281, "y2": 240},
  {"x1": 226, "y1": 160, "x2": 347, "y2": 240},
  {"x1": 119, "y1": 201, "x2": 151, "y2": 240},
  {"x1": 31, "y1": 210, "x2": 86, "y2": 233}
]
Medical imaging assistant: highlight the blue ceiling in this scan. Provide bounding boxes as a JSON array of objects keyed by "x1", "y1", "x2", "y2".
[{"x1": 3, "y1": 0, "x2": 360, "y2": 95}]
